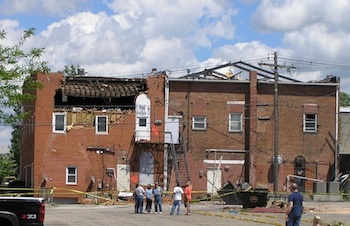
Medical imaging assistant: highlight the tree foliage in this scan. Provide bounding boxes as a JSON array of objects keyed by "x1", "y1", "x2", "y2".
[
  {"x1": 0, "y1": 28, "x2": 49, "y2": 181},
  {"x1": 340, "y1": 92, "x2": 350, "y2": 107},
  {"x1": 9, "y1": 105, "x2": 21, "y2": 176},
  {"x1": 0, "y1": 154, "x2": 17, "y2": 183},
  {"x1": 0, "y1": 28, "x2": 49, "y2": 125}
]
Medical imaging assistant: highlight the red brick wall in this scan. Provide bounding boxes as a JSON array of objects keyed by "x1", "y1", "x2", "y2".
[
  {"x1": 21, "y1": 71, "x2": 337, "y2": 199},
  {"x1": 169, "y1": 78, "x2": 337, "y2": 192},
  {"x1": 21, "y1": 72, "x2": 167, "y2": 201},
  {"x1": 169, "y1": 80, "x2": 249, "y2": 192}
]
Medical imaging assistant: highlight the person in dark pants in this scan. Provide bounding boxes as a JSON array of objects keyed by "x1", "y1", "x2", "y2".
[
  {"x1": 286, "y1": 183, "x2": 304, "y2": 226},
  {"x1": 145, "y1": 184, "x2": 153, "y2": 213}
]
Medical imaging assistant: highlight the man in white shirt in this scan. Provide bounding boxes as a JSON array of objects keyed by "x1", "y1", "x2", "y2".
[{"x1": 170, "y1": 182, "x2": 184, "y2": 215}]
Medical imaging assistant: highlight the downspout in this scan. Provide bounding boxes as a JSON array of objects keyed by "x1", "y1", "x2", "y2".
[
  {"x1": 187, "y1": 81, "x2": 191, "y2": 152},
  {"x1": 164, "y1": 77, "x2": 169, "y2": 190},
  {"x1": 334, "y1": 83, "x2": 339, "y2": 181}
]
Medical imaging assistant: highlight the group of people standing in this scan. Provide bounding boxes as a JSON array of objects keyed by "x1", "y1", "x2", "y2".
[
  {"x1": 134, "y1": 181, "x2": 192, "y2": 216},
  {"x1": 134, "y1": 182, "x2": 164, "y2": 214}
]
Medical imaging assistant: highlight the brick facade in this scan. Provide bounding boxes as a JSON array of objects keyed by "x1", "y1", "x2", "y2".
[
  {"x1": 168, "y1": 72, "x2": 338, "y2": 192},
  {"x1": 21, "y1": 72, "x2": 166, "y2": 202},
  {"x1": 21, "y1": 70, "x2": 338, "y2": 202}
]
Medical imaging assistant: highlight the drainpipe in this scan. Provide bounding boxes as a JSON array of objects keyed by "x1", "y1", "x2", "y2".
[
  {"x1": 187, "y1": 81, "x2": 191, "y2": 153},
  {"x1": 334, "y1": 83, "x2": 339, "y2": 181},
  {"x1": 164, "y1": 77, "x2": 169, "y2": 190}
]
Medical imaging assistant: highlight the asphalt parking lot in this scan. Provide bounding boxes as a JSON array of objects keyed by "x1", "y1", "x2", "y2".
[
  {"x1": 45, "y1": 203, "x2": 264, "y2": 226},
  {"x1": 44, "y1": 201, "x2": 350, "y2": 226}
]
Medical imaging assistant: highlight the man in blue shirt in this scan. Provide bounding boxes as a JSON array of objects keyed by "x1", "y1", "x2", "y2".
[{"x1": 286, "y1": 183, "x2": 304, "y2": 226}]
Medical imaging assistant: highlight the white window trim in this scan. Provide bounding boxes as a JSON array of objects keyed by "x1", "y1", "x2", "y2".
[
  {"x1": 303, "y1": 113, "x2": 317, "y2": 133},
  {"x1": 66, "y1": 166, "x2": 77, "y2": 185},
  {"x1": 52, "y1": 112, "x2": 67, "y2": 133},
  {"x1": 95, "y1": 115, "x2": 108, "y2": 134},
  {"x1": 229, "y1": 113, "x2": 243, "y2": 132},
  {"x1": 192, "y1": 116, "x2": 207, "y2": 130}
]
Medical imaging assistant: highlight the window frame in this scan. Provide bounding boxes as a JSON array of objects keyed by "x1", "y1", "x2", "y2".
[
  {"x1": 303, "y1": 113, "x2": 317, "y2": 133},
  {"x1": 95, "y1": 115, "x2": 108, "y2": 134},
  {"x1": 52, "y1": 112, "x2": 66, "y2": 133},
  {"x1": 229, "y1": 113, "x2": 243, "y2": 132},
  {"x1": 66, "y1": 166, "x2": 77, "y2": 185},
  {"x1": 192, "y1": 116, "x2": 207, "y2": 130}
]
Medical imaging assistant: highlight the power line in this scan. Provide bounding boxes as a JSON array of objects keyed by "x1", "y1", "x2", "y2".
[{"x1": 258, "y1": 52, "x2": 297, "y2": 192}]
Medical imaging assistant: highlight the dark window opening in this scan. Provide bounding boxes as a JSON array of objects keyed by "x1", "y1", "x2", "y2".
[
  {"x1": 139, "y1": 118, "x2": 147, "y2": 127},
  {"x1": 54, "y1": 90, "x2": 136, "y2": 110}
]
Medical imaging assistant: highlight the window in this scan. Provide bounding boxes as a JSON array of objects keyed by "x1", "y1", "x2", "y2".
[
  {"x1": 229, "y1": 113, "x2": 243, "y2": 132},
  {"x1": 192, "y1": 116, "x2": 206, "y2": 130},
  {"x1": 139, "y1": 118, "x2": 147, "y2": 127},
  {"x1": 303, "y1": 114, "x2": 317, "y2": 132},
  {"x1": 66, "y1": 166, "x2": 77, "y2": 185},
  {"x1": 96, "y1": 116, "x2": 108, "y2": 134},
  {"x1": 53, "y1": 113, "x2": 66, "y2": 133}
]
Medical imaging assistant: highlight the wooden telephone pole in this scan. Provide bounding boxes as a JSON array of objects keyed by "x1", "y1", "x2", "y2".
[{"x1": 259, "y1": 52, "x2": 296, "y2": 192}]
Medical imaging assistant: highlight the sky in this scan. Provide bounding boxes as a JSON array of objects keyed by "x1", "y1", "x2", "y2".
[{"x1": 0, "y1": 0, "x2": 350, "y2": 153}]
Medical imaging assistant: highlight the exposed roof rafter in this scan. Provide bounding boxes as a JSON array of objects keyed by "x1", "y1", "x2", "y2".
[{"x1": 180, "y1": 61, "x2": 301, "y2": 82}]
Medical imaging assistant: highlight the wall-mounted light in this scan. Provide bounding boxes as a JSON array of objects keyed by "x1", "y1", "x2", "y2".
[
  {"x1": 199, "y1": 170, "x2": 203, "y2": 178},
  {"x1": 272, "y1": 155, "x2": 284, "y2": 166},
  {"x1": 106, "y1": 168, "x2": 114, "y2": 177},
  {"x1": 154, "y1": 120, "x2": 162, "y2": 125}
]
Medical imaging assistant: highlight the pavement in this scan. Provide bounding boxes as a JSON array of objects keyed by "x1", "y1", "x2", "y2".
[{"x1": 44, "y1": 200, "x2": 350, "y2": 226}]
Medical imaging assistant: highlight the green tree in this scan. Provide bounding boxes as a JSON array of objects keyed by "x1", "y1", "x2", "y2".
[
  {"x1": 0, "y1": 28, "x2": 49, "y2": 124},
  {"x1": 9, "y1": 105, "x2": 21, "y2": 176},
  {"x1": 0, "y1": 154, "x2": 17, "y2": 183},
  {"x1": 0, "y1": 28, "x2": 49, "y2": 181},
  {"x1": 340, "y1": 92, "x2": 350, "y2": 107}
]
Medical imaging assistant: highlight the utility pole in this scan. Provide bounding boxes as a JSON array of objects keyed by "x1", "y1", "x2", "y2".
[{"x1": 259, "y1": 52, "x2": 296, "y2": 192}]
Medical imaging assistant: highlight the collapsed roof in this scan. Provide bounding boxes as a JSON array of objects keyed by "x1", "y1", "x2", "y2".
[{"x1": 60, "y1": 76, "x2": 147, "y2": 99}]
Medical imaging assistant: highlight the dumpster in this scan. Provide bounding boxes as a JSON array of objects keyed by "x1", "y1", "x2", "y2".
[
  {"x1": 238, "y1": 189, "x2": 268, "y2": 208},
  {"x1": 217, "y1": 181, "x2": 243, "y2": 205},
  {"x1": 218, "y1": 181, "x2": 268, "y2": 208}
]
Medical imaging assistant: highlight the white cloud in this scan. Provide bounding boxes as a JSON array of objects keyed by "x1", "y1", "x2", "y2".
[
  {"x1": 0, "y1": 0, "x2": 84, "y2": 16},
  {"x1": 283, "y1": 24, "x2": 350, "y2": 61},
  {"x1": 107, "y1": 0, "x2": 236, "y2": 46},
  {"x1": 212, "y1": 41, "x2": 272, "y2": 61},
  {"x1": 34, "y1": 1, "x2": 238, "y2": 75},
  {"x1": 0, "y1": 20, "x2": 24, "y2": 46},
  {"x1": 252, "y1": 0, "x2": 350, "y2": 33},
  {"x1": 250, "y1": 0, "x2": 350, "y2": 93}
]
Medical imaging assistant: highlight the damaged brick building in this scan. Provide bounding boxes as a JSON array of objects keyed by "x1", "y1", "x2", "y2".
[{"x1": 20, "y1": 63, "x2": 340, "y2": 202}]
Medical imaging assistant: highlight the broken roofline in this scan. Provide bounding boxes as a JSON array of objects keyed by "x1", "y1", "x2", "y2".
[
  {"x1": 177, "y1": 61, "x2": 339, "y2": 84},
  {"x1": 60, "y1": 76, "x2": 148, "y2": 99}
]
